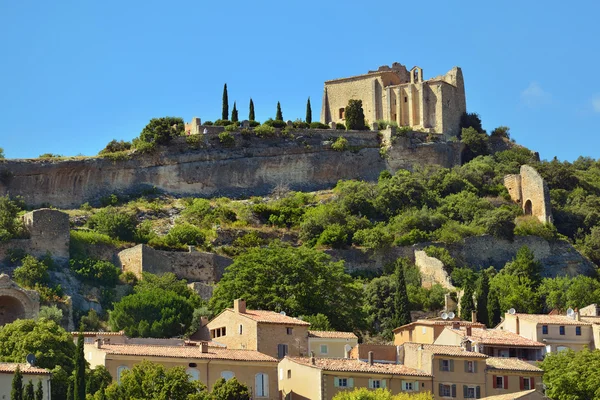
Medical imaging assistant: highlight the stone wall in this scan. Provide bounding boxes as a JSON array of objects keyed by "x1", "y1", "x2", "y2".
[
  {"x1": 116, "y1": 244, "x2": 232, "y2": 283},
  {"x1": 0, "y1": 130, "x2": 462, "y2": 208},
  {"x1": 504, "y1": 165, "x2": 552, "y2": 223},
  {"x1": 0, "y1": 274, "x2": 39, "y2": 325},
  {"x1": 414, "y1": 250, "x2": 455, "y2": 290}
]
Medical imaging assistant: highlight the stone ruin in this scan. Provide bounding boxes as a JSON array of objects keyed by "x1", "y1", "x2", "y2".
[
  {"x1": 504, "y1": 165, "x2": 553, "y2": 224},
  {"x1": 0, "y1": 274, "x2": 39, "y2": 326}
]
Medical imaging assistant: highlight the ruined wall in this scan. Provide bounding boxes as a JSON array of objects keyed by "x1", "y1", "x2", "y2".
[
  {"x1": 414, "y1": 250, "x2": 455, "y2": 290},
  {"x1": 0, "y1": 130, "x2": 461, "y2": 209},
  {"x1": 504, "y1": 165, "x2": 552, "y2": 223},
  {"x1": 117, "y1": 244, "x2": 232, "y2": 283},
  {"x1": 0, "y1": 274, "x2": 39, "y2": 325}
]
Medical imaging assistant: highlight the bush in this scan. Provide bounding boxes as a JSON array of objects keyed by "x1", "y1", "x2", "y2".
[
  {"x1": 13, "y1": 255, "x2": 49, "y2": 288},
  {"x1": 213, "y1": 119, "x2": 233, "y2": 126},
  {"x1": 491, "y1": 126, "x2": 510, "y2": 139},
  {"x1": 87, "y1": 207, "x2": 137, "y2": 241},
  {"x1": 224, "y1": 124, "x2": 238, "y2": 132},
  {"x1": 293, "y1": 120, "x2": 310, "y2": 129},
  {"x1": 0, "y1": 195, "x2": 26, "y2": 242},
  {"x1": 336, "y1": 123, "x2": 346, "y2": 130},
  {"x1": 139, "y1": 117, "x2": 184, "y2": 145},
  {"x1": 38, "y1": 305, "x2": 63, "y2": 325},
  {"x1": 150, "y1": 223, "x2": 206, "y2": 250},
  {"x1": 310, "y1": 122, "x2": 330, "y2": 129},
  {"x1": 248, "y1": 120, "x2": 260, "y2": 127},
  {"x1": 254, "y1": 124, "x2": 276, "y2": 138},
  {"x1": 317, "y1": 224, "x2": 349, "y2": 248},
  {"x1": 131, "y1": 137, "x2": 157, "y2": 153},
  {"x1": 99, "y1": 139, "x2": 132, "y2": 155},
  {"x1": 203, "y1": 121, "x2": 214, "y2": 126},
  {"x1": 69, "y1": 259, "x2": 120, "y2": 286},
  {"x1": 39, "y1": 153, "x2": 62, "y2": 158},
  {"x1": 352, "y1": 225, "x2": 394, "y2": 250},
  {"x1": 331, "y1": 137, "x2": 348, "y2": 152},
  {"x1": 185, "y1": 134, "x2": 204, "y2": 149},
  {"x1": 240, "y1": 128, "x2": 253, "y2": 138},
  {"x1": 263, "y1": 118, "x2": 286, "y2": 128},
  {"x1": 345, "y1": 99, "x2": 366, "y2": 130},
  {"x1": 514, "y1": 216, "x2": 558, "y2": 240},
  {"x1": 376, "y1": 120, "x2": 399, "y2": 130},
  {"x1": 423, "y1": 246, "x2": 457, "y2": 273},
  {"x1": 218, "y1": 131, "x2": 235, "y2": 147}
]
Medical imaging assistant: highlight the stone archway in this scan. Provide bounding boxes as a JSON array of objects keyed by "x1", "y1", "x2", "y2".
[
  {"x1": 524, "y1": 199, "x2": 533, "y2": 216},
  {"x1": 0, "y1": 274, "x2": 39, "y2": 325},
  {"x1": 0, "y1": 295, "x2": 26, "y2": 325}
]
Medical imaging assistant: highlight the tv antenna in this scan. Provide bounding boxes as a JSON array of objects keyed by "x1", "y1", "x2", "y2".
[
  {"x1": 508, "y1": 308, "x2": 516, "y2": 315},
  {"x1": 448, "y1": 312, "x2": 455, "y2": 319},
  {"x1": 441, "y1": 312, "x2": 449, "y2": 320},
  {"x1": 26, "y1": 354, "x2": 36, "y2": 366},
  {"x1": 566, "y1": 308, "x2": 575, "y2": 318}
]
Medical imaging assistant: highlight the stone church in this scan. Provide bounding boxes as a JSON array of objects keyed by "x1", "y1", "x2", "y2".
[{"x1": 320, "y1": 63, "x2": 466, "y2": 137}]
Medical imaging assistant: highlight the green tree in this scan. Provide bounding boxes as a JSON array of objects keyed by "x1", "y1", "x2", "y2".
[
  {"x1": 275, "y1": 101, "x2": 283, "y2": 121},
  {"x1": 306, "y1": 97, "x2": 312, "y2": 124},
  {"x1": 139, "y1": 117, "x2": 184, "y2": 145},
  {"x1": 345, "y1": 99, "x2": 366, "y2": 131},
  {"x1": 0, "y1": 319, "x2": 76, "y2": 373},
  {"x1": 248, "y1": 98, "x2": 255, "y2": 121},
  {"x1": 392, "y1": 260, "x2": 411, "y2": 328},
  {"x1": 209, "y1": 242, "x2": 364, "y2": 331},
  {"x1": 231, "y1": 102, "x2": 238, "y2": 123},
  {"x1": 210, "y1": 377, "x2": 250, "y2": 400},
  {"x1": 37, "y1": 305, "x2": 63, "y2": 325},
  {"x1": 50, "y1": 366, "x2": 70, "y2": 400},
  {"x1": 487, "y1": 286, "x2": 501, "y2": 327},
  {"x1": 459, "y1": 112, "x2": 484, "y2": 133},
  {"x1": 74, "y1": 329, "x2": 86, "y2": 400},
  {"x1": 35, "y1": 381, "x2": 43, "y2": 400},
  {"x1": 364, "y1": 275, "x2": 397, "y2": 339},
  {"x1": 11, "y1": 365, "x2": 23, "y2": 400},
  {"x1": 461, "y1": 127, "x2": 489, "y2": 162},
  {"x1": 86, "y1": 366, "x2": 112, "y2": 396},
  {"x1": 460, "y1": 282, "x2": 476, "y2": 321},
  {"x1": 0, "y1": 195, "x2": 25, "y2": 242},
  {"x1": 222, "y1": 84, "x2": 229, "y2": 121},
  {"x1": 300, "y1": 314, "x2": 332, "y2": 331},
  {"x1": 87, "y1": 207, "x2": 137, "y2": 242},
  {"x1": 541, "y1": 348, "x2": 600, "y2": 400},
  {"x1": 503, "y1": 246, "x2": 542, "y2": 287},
  {"x1": 13, "y1": 255, "x2": 49, "y2": 289},
  {"x1": 475, "y1": 270, "x2": 490, "y2": 326},
  {"x1": 66, "y1": 382, "x2": 73, "y2": 400},
  {"x1": 23, "y1": 381, "x2": 34, "y2": 400}
]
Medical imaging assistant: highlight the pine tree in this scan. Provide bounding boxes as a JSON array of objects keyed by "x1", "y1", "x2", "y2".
[
  {"x1": 460, "y1": 282, "x2": 476, "y2": 321},
  {"x1": 392, "y1": 260, "x2": 411, "y2": 327},
  {"x1": 275, "y1": 102, "x2": 283, "y2": 121},
  {"x1": 476, "y1": 271, "x2": 490, "y2": 326},
  {"x1": 306, "y1": 97, "x2": 312, "y2": 124},
  {"x1": 11, "y1": 366, "x2": 23, "y2": 400},
  {"x1": 231, "y1": 102, "x2": 238, "y2": 123},
  {"x1": 23, "y1": 381, "x2": 34, "y2": 400},
  {"x1": 249, "y1": 98, "x2": 255, "y2": 121},
  {"x1": 74, "y1": 328, "x2": 86, "y2": 400},
  {"x1": 34, "y1": 381, "x2": 43, "y2": 400},
  {"x1": 222, "y1": 83, "x2": 229, "y2": 121}
]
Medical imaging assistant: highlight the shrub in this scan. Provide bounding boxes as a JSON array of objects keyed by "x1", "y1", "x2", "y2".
[
  {"x1": 99, "y1": 140, "x2": 132, "y2": 155},
  {"x1": 345, "y1": 99, "x2": 366, "y2": 130},
  {"x1": 514, "y1": 216, "x2": 558, "y2": 240},
  {"x1": 87, "y1": 207, "x2": 137, "y2": 241},
  {"x1": 310, "y1": 122, "x2": 330, "y2": 129},
  {"x1": 240, "y1": 128, "x2": 253, "y2": 138},
  {"x1": 152, "y1": 223, "x2": 206, "y2": 250},
  {"x1": 131, "y1": 137, "x2": 157, "y2": 153},
  {"x1": 38, "y1": 305, "x2": 63, "y2": 324},
  {"x1": 254, "y1": 124, "x2": 276, "y2": 138},
  {"x1": 336, "y1": 123, "x2": 346, "y2": 130},
  {"x1": 69, "y1": 259, "x2": 120, "y2": 286},
  {"x1": 213, "y1": 119, "x2": 233, "y2": 126},
  {"x1": 185, "y1": 134, "x2": 204, "y2": 149},
  {"x1": 423, "y1": 246, "x2": 457, "y2": 273},
  {"x1": 203, "y1": 121, "x2": 214, "y2": 126},
  {"x1": 139, "y1": 117, "x2": 184, "y2": 145},
  {"x1": 13, "y1": 255, "x2": 49, "y2": 288},
  {"x1": 39, "y1": 153, "x2": 62, "y2": 158},
  {"x1": 352, "y1": 225, "x2": 394, "y2": 250},
  {"x1": 248, "y1": 120, "x2": 260, "y2": 127},
  {"x1": 331, "y1": 137, "x2": 348, "y2": 152},
  {"x1": 0, "y1": 195, "x2": 26, "y2": 242},
  {"x1": 218, "y1": 131, "x2": 235, "y2": 147},
  {"x1": 224, "y1": 124, "x2": 238, "y2": 132},
  {"x1": 396, "y1": 229, "x2": 431, "y2": 246},
  {"x1": 491, "y1": 126, "x2": 511, "y2": 139},
  {"x1": 263, "y1": 118, "x2": 286, "y2": 129},
  {"x1": 317, "y1": 224, "x2": 349, "y2": 248},
  {"x1": 376, "y1": 120, "x2": 399, "y2": 130},
  {"x1": 293, "y1": 120, "x2": 310, "y2": 129}
]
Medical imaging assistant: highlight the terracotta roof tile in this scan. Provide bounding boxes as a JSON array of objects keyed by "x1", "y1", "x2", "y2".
[
  {"x1": 72, "y1": 331, "x2": 125, "y2": 337},
  {"x1": 485, "y1": 357, "x2": 543, "y2": 373},
  {"x1": 514, "y1": 314, "x2": 592, "y2": 326},
  {"x1": 287, "y1": 357, "x2": 431, "y2": 377},
  {"x1": 308, "y1": 330, "x2": 357, "y2": 339},
  {"x1": 99, "y1": 344, "x2": 277, "y2": 362},
  {"x1": 403, "y1": 343, "x2": 488, "y2": 358},
  {"x1": 481, "y1": 389, "x2": 539, "y2": 400},
  {"x1": 229, "y1": 309, "x2": 310, "y2": 326},
  {"x1": 581, "y1": 316, "x2": 600, "y2": 324},
  {"x1": 393, "y1": 319, "x2": 485, "y2": 333},
  {"x1": 0, "y1": 363, "x2": 50, "y2": 375},
  {"x1": 447, "y1": 327, "x2": 545, "y2": 347}
]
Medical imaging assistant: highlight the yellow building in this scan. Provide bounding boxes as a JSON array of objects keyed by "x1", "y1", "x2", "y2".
[
  {"x1": 394, "y1": 319, "x2": 486, "y2": 346},
  {"x1": 349, "y1": 344, "x2": 400, "y2": 364},
  {"x1": 278, "y1": 355, "x2": 432, "y2": 400},
  {"x1": 85, "y1": 341, "x2": 278, "y2": 399},
  {"x1": 0, "y1": 363, "x2": 52, "y2": 400},
  {"x1": 321, "y1": 63, "x2": 466, "y2": 137},
  {"x1": 308, "y1": 330, "x2": 358, "y2": 358},
  {"x1": 206, "y1": 299, "x2": 310, "y2": 359},
  {"x1": 484, "y1": 358, "x2": 543, "y2": 397}
]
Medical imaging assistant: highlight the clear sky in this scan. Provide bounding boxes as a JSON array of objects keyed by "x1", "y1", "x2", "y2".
[{"x1": 1, "y1": 0, "x2": 599, "y2": 161}]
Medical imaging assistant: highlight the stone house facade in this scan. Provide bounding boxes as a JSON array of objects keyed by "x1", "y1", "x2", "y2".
[
  {"x1": 393, "y1": 318, "x2": 485, "y2": 346},
  {"x1": 308, "y1": 330, "x2": 358, "y2": 359},
  {"x1": 504, "y1": 165, "x2": 553, "y2": 224},
  {"x1": 321, "y1": 63, "x2": 466, "y2": 137}
]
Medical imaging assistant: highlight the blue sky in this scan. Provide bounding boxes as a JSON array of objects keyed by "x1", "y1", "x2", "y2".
[{"x1": 1, "y1": 0, "x2": 599, "y2": 161}]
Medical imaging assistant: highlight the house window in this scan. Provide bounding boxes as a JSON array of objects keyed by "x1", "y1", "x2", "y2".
[
  {"x1": 404, "y1": 96, "x2": 408, "y2": 102},
  {"x1": 278, "y1": 344, "x2": 289, "y2": 358},
  {"x1": 402, "y1": 381, "x2": 414, "y2": 391},
  {"x1": 542, "y1": 325, "x2": 548, "y2": 334},
  {"x1": 335, "y1": 377, "x2": 353, "y2": 388},
  {"x1": 239, "y1": 324, "x2": 243, "y2": 335},
  {"x1": 422, "y1": 327, "x2": 427, "y2": 334},
  {"x1": 210, "y1": 327, "x2": 227, "y2": 338},
  {"x1": 465, "y1": 386, "x2": 476, "y2": 398},
  {"x1": 523, "y1": 377, "x2": 531, "y2": 390},
  {"x1": 440, "y1": 359, "x2": 450, "y2": 371},
  {"x1": 339, "y1": 108, "x2": 345, "y2": 119},
  {"x1": 466, "y1": 361, "x2": 475, "y2": 373},
  {"x1": 221, "y1": 371, "x2": 235, "y2": 381},
  {"x1": 286, "y1": 327, "x2": 293, "y2": 335},
  {"x1": 320, "y1": 344, "x2": 328, "y2": 354},
  {"x1": 559, "y1": 326, "x2": 565, "y2": 335},
  {"x1": 370, "y1": 379, "x2": 383, "y2": 389},
  {"x1": 117, "y1": 366, "x2": 129, "y2": 383},
  {"x1": 498, "y1": 349, "x2": 509, "y2": 358},
  {"x1": 576, "y1": 326, "x2": 581, "y2": 336},
  {"x1": 440, "y1": 384, "x2": 452, "y2": 397},
  {"x1": 495, "y1": 376, "x2": 504, "y2": 389},
  {"x1": 287, "y1": 369, "x2": 291, "y2": 379},
  {"x1": 186, "y1": 368, "x2": 199, "y2": 381},
  {"x1": 255, "y1": 373, "x2": 269, "y2": 397}
]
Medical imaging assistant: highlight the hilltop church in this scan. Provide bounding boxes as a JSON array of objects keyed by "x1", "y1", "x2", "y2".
[{"x1": 320, "y1": 63, "x2": 466, "y2": 137}]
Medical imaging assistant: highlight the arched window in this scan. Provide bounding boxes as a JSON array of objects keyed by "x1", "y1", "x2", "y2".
[
  {"x1": 221, "y1": 371, "x2": 235, "y2": 381},
  {"x1": 255, "y1": 373, "x2": 269, "y2": 397},
  {"x1": 524, "y1": 200, "x2": 533, "y2": 216},
  {"x1": 187, "y1": 368, "x2": 200, "y2": 381},
  {"x1": 117, "y1": 366, "x2": 130, "y2": 383}
]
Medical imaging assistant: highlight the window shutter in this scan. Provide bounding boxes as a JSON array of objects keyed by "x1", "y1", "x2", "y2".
[
  {"x1": 474, "y1": 361, "x2": 477, "y2": 373},
  {"x1": 463, "y1": 385, "x2": 468, "y2": 398},
  {"x1": 476, "y1": 386, "x2": 481, "y2": 399},
  {"x1": 464, "y1": 360, "x2": 468, "y2": 372},
  {"x1": 348, "y1": 378, "x2": 354, "y2": 388},
  {"x1": 369, "y1": 379, "x2": 373, "y2": 389},
  {"x1": 414, "y1": 381, "x2": 419, "y2": 392},
  {"x1": 520, "y1": 377, "x2": 524, "y2": 390},
  {"x1": 402, "y1": 381, "x2": 406, "y2": 391},
  {"x1": 450, "y1": 359, "x2": 454, "y2": 372},
  {"x1": 452, "y1": 384, "x2": 457, "y2": 398},
  {"x1": 530, "y1": 377, "x2": 535, "y2": 388},
  {"x1": 439, "y1": 383, "x2": 443, "y2": 395},
  {"x1": 492, "y1": 375, "x2": 497, "y2": 389},
  {"x1": 439, "y1": 359, "x2": 444, "y2": 371},
  {"x1": 504, "y1": 376, "x2": 509, "y2": 389},
  {"x1": 382, "y1": 379, "x2": 387, "y2": 388},
  {"x1": 334, "y1": 377, "x2": 339, "y2": 388}
]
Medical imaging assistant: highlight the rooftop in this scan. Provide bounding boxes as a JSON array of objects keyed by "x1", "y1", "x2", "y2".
[
  {"x1": 446, "y1": 327, "x2": 545, "y2": 347},
  {"x1": 403, "y1": 343, "x2": 488, "y2": 358},
  {"x1": 71, "y1": 331, "x2": 125, "y2": 337},
  {"x1": 481, "y1": 389, "x2": 539, "y2": 400},
  {"x1": 286, "y1": 357, "x2": 431, "y2": 377},
  {"x1": 512, "y1": 314, "x2": 592, "y2": 326},
  {"x1": 0, "y1": 363, "x2": 50, "y2": 375},
  {"x1": 308, "y1": 330, "x2": 357, "y2": 339},
  {"x1": 394, "y1": 319, "x2": 485, "y2": 333},
  {"x1": 581, "y1": 316, "x2": 600, "y2": 324},
  {"x1": 486, "y1": 357, "x2": 543, "y2": 373},
  {"x1": 228, "y1": 309, "x2": 310, "y2": 326},
  {"x1": 96, "y1": 343, "x2": 277, "y2": 362}
]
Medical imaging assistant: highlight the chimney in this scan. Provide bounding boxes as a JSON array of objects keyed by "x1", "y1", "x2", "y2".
[
  {"x1": 310, "y1": 351, "x2": 315, "y2": 365},
  {"x1": 466, "y1": 326, "x2": 472, "y2": 336},
  {"x1": 575, "y1": 308, "x2": 581, "y2": 321},
  {"x1": 452, "y1": 322, "x2": 460, "y2": 330},
  {"x1": 464, "y1": 341, "x2": 472, "y2": 352},
  {"x1": 471, "y1": 311, "x2": 477, "y2": 323},
  {"x1": 368, "y1": 351, "x2": 374, "y2": 366},
  {"x1": 200, "y1": 342, "x2": 208, "y2": 353},
  {"x1": 200, "y1": 316, "x2": 209, "y2": 327},
  {"x1": 234, "y1": 299, "x2": 246, "y2": 314},
  {"x1": 515, "y1": 316, "x2": 520, "y2": 335},
  {"x1": 95, "y1": 338, "x2": 102, "y2": 349}
]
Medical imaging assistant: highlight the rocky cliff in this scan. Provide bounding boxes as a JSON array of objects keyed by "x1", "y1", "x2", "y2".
[{"x1": 0, "y1": 130, "x2": 461, "y2": 208}]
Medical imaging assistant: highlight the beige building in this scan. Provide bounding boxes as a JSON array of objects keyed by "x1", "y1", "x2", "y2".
[
  {"x1": 308, "y1": 330, "x2": 358, "y2": 359},
  {"x1": 349, "y1": 344, "x2": 399, "y2": 364},
  {"x1": 321, "y1": 63, "x2": 466, "y2": 137},
  {"x1": 434, "y1": 327, "x2": 545, "y2": 362},
  {"x1": 85, "y1": 341, "x2": 278, "y2": 398},
  {"x1": 394, "y1": 319, "x2": 486, "y2": 346},
  {"x1": 484, "y1": 358, "x2": 543, "y2": 397},
  {"x1": 206, "y1": 299, "x2": 310, "y2": 358},
  {"x1": 481, "y1": 389, "x2": 546, "y2": 400},
  {"x1": 0, "y1": 363, "x2": 52, "y2": 400},
  {"x1": 278, "y1": 355, "x2": 432, "y2": 400},
  {"x1": 497, "y1": 312, "x2": 594, "y2": 353}
]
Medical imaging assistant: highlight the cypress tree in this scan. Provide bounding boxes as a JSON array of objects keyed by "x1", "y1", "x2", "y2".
[
  {"x1": 66, "y1": 381, "x2": 73, "y2": 400},
  {"x1": 35, "y1": 381, "x2": 43, "y2": 400},
  {"x1": 306, "y1": 97, "x2": 312, "y2": 124},
  {"x1": 392, "y1": 260, "x2": 411, "y2": 327},
  {"x1": 345, "y1": 99, "x2": 366, "y2": 130},
  {"x1": 231, "y1": 102, "x2": 238, "y2": 123},
  {"x1": 487, "y1": 289, "x2": 501, "y2": 327},
  {"x1": 460, "y1": 282, "x2": 476, "y2": 321},
  {"x1": 11, "y1": 365, "x2": 23, "y2": 400},
  {"x1": 476, "y1": 271, "x2": 490, "y2": 326},
  {"x1": 23, "y1": 381, "x2": 34, "y2": 400},
  {"x1": 275, "y1": 102, "x2": 283, "y2": 121},
  {"x1": 249, "y1": 98, "x2": 255, "y2": 121},
  {"x1": 74, "y1": 328, "x2": 86, "y2": 400},
  {"x1": 222, "y1": 83, "x2": 229, "y2": 121}
]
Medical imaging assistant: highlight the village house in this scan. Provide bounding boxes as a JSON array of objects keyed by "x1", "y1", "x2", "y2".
[
  {"x1": 349, "y1": 343, "x2": 400, "y2": 364},
  {"x1": 480, "y1": 389, "x2": 547, "y2": 400},
  {"x1": 206, "y1": 299, "x2": 310, "y2": 359},
  {"x1": 0, "y1": 363, "x2": 52, "y2": 400},
  {"x1": 579, "y1": 303, "x2": 600, "y2": 348},
  {"x1": 484, "y1": 358, "x2": 543, "y2": 397},
  {"x1": 308, "y1": 330, "x2": 358, "y2": 359},
  {"x1": 84, "y1": 340, "x2": 278, "y2": 399},
  {"x1": 394, "y1": 316, "x2": 486, "y2": 346},
  {"x1": 278, "y1": 353, "x2": 432, "y2": 400}
]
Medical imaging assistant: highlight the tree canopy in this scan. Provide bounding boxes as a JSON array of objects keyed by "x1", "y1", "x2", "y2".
[
  {"x1": 345, "y1": 99, "x2": 366, "y2": 130},
  {"x1": 138, "y1": 117, "x2": 184, "y2": 145},
  {"x1": 333, "y1": 388, "x2": 433, "y2": 400},
  {"x1": 540, "y1": 348, "x2": 600, "y2": 400}
]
